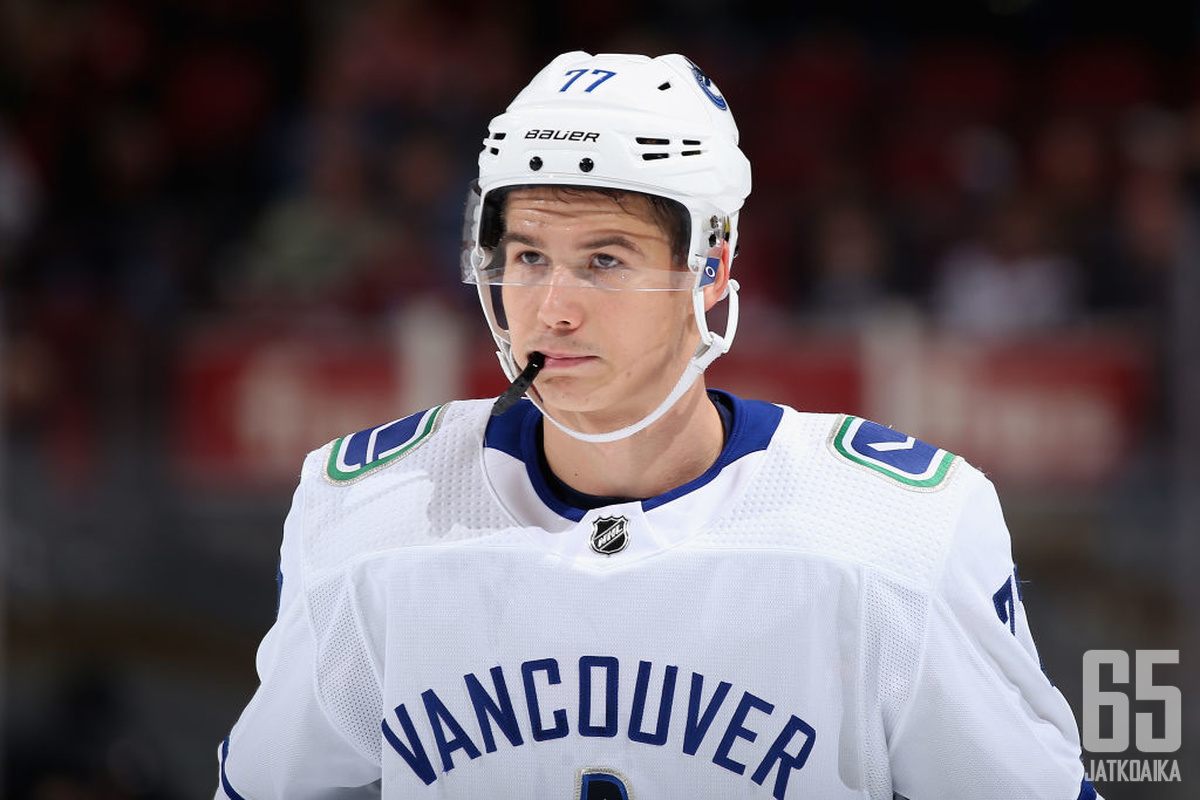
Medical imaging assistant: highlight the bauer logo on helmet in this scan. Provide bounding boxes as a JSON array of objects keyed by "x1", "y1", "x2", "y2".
[{"x1": 524, "y1": 129, "x2": 601, "y2": 142}]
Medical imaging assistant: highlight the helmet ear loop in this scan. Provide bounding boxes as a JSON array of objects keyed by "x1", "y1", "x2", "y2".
[{"x1": 693, "y1": 239, "x2": 736, "y2": 357}]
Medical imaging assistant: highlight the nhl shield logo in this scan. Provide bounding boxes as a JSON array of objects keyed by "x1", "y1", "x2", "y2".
[{"x1": 590, "y1": 515, "x2": 630, "y2": 556}]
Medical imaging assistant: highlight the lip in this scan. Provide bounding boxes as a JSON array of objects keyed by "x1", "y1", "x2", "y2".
[{"x1": 531, "y1": 351, "x2": 595, "y2": 369}]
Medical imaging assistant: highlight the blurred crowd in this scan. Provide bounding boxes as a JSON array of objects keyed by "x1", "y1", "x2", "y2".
[
  {"x1": 2, "y1": 1, "x2": 1197, "y2": 488},
  {"x1": 1, "y1": 0, "x2": 1197, "y2": 796},
  {"x1": 736, "y1": 34, "x2": 1195, "y2": 332}
]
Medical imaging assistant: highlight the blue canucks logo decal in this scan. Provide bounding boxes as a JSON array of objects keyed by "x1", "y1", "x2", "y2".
[
  {"x1": 687, "y1": 59, "x2": 728, "y2": 111},
  {"x1": 326, "y1": 405, "x2": 447, "y2": 483},
  {"x1": 830, "y1": 415, "x2": 956, "y2": 490}
]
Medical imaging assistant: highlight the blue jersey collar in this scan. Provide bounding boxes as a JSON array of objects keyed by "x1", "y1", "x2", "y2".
[{"x1": 483, "y1": 390, "x2": 782, "y2": 522}]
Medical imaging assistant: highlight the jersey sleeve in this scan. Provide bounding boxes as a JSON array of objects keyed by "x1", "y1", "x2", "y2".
[
  {"x1": 216, "y1": 464, "x2": 382, "y2": 799},
  {"x1": 888, "y1": 475, "x2": 1100, "y2": 800}
]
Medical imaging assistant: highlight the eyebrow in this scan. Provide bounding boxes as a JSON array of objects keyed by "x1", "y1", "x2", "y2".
[
  {"x1": 499, "y1": 231, "x2": 647, "y2": 257},
  {"x1": 499, "y1": 232, "x2": 539, "y2": 247},
  {"x1": 583, "y1": 235, "x2": 645, "y2": 256}
]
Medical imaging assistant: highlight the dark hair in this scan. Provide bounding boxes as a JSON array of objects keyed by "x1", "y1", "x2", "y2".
[{"x1": 481, "y1": 185, "x2": 690, "y2": 265}]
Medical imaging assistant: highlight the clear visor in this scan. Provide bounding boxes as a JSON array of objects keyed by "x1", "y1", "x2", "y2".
[
  {"x1": 468, "y1": 243, "x2": 695, "y2": 292},
  {"x1": 461, "y1": 181, "x2": 706, "y2": 294}
]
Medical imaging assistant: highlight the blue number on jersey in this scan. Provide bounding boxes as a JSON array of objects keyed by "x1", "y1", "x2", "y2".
[
  {"x1": 993, "y1": 567, "x2": 1025, "y2": 636},
  {"x1": 579, "y1": 770, "x2": 631, "y2": 800},
  {"x1": 829, "y1": 416, "x2": 956, "y2": 490},
  {"x1": 993, "y1": 575, "x2": 1017, "y2": 635}
]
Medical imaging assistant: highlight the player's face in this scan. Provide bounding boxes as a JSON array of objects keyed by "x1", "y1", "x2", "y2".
[{"x1": 500, "y1": 187, "x2": 700, "y2": 431}]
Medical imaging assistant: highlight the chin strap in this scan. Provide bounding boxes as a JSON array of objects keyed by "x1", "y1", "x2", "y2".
[
  {"x1": 537, "y1": 334, "x2": 728, "y2": 443},
  {"x1": 494, "y1": 278, "x2": 740, "y2": 444}
]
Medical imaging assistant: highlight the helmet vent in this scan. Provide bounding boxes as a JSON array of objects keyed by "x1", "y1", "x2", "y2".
[
  {"x1": 658, "y1": 82, "x2": 671, "y2": 90},
  {"x1": 637, "y1": 135, "x2": 672, "y2": 161}
]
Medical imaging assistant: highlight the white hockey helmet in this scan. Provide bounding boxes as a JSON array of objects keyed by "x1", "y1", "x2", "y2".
[
  {"x1": 462, "y1": 51, "x2": 752, "y2": 442},
  {"x1": 463, "y1": 51, "x2": 751, "y2": 282}
]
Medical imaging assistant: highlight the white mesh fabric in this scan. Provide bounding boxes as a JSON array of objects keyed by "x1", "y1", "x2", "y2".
[
  {"x1": 859, "y1": 575, "x2": 928, "y2": 799},
  {"x1": 697, "y1": 408, "x2": 977, "y2": 798},
  {"x1": 304, "y1": 400, "x2": 517, "y2": 575},
  {"x1": 296, "y1": 400, "x2": 519, "y2": 768},
  {"x1": 702, "y1": 409, "x2": 966, "y2": 586},
  {"x1": 308, "y1": 575, "x2": 384, "y2": 765}
]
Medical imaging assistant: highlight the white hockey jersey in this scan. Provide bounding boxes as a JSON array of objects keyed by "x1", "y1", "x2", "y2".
[{"x1": 217, "y1": 392, "x2": 1099, "y2": 799}]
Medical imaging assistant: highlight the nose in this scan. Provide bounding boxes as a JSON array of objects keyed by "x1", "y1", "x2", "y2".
[{"x1": 536, "y1": 267, "x2": 584, "y2": 330}]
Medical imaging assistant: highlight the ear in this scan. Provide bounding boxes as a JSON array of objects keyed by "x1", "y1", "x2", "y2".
[{"x1": 701, "y1": 240, "x2": 731, "y2": 312}]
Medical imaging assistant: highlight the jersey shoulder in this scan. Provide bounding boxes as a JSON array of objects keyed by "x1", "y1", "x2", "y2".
[
  {"x1": 730, "y1": 407, "x2": 992, "y2": 587},
  {"x1": 768, "y1": 408, "x2": 975, "y2": 493},
  {"x1": 292, "y1": 399, "x2": 504, "y2": 576},
  {"x1": 322, "y1": 403, "x2": 451, "y2": 484},
  {"x1": 823, "y1": 413, "x2": 961, "y2": 492},
  {"x1": 300, "y1": 399, "x2": 492, "y2": 485}
]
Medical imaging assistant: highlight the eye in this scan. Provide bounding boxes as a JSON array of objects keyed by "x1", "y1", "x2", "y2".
[
  {"x1": 590, "y1": 252, "x2": 624, "y2": 269},
  {"x1": 515, "y1": 250, "x2": 547, "y2": 267}
]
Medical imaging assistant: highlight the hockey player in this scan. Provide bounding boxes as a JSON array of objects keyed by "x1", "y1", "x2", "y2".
[{"x1": 217, "y1": 51, "x2": 1100, "y2": 799}]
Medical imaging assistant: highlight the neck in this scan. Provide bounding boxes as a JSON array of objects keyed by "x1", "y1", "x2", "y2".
[{"x1": 540, "y1": 383, "x2": 724, "y2": 499}]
